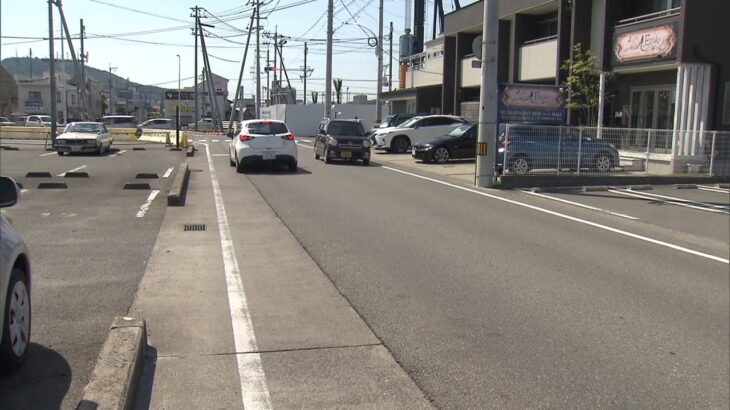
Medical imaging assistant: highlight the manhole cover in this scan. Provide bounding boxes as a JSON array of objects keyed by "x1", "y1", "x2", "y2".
[{"x1": 183, "y1": 224, "x2": 206, "y2": 232}]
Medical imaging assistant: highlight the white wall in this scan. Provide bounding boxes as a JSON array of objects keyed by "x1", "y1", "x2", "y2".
[
  {"x1": 461, "y1": 56, "x2": 481, "y2": 88},
  {"x1": 260, "y1": 104, "x2": 377, "y2": 137}
]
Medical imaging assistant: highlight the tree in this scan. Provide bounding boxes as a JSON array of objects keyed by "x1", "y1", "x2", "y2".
[
  {"x1": 561, "y1": 43, "x2": 604, "y2": 126},
  {"x1": 333, "y1": 78, "x2": 343, "y2": 104},
  {"x1": 101, "y1": 93, "x2": 107, "y2": 116}
]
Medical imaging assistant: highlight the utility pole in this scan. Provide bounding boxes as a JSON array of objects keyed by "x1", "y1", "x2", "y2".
[
  {"x1": 303, "y1": 42, "x2": 308, "y2": 104},
  {"x1": 324, "y1": 0, "x2": 333, "y2": 119},
  {"x1": 389, "y1": 21, "x2": 393, "y2": 92},
  {"x1": 375, "y1": 0, "x2": 384, "y2": 124},
  {"x1": 255, "y1": 0, "x2": 261, "y2": 117},
  {"x1": 108, "y1": 63, "x2": 117, "y2": 115},
  {"x1": 272, "y1": 29, "x2": 278, "y2": 104},
  {"x1": 48, "y1": 0, "x2": 57, "y2": 144},
  {"x1": 60, "y1": 25, "x2": 67, "y2": 124},
  {"x1": 227, "y1": 6, "x2": 257, "y2": 135},
  {"x1": 191, "y1": 6, "x2": 201, "y2": 129},
  {"x1": 198, "y1": 18, "x2": 222, "y2": 130},
  {"x1": 266, "y1": 47, "x2": 270, "y2": 105},
  {"x1": 275, "y1": 42, "x2": 296, "y2": 104},
  {"x1": 475, "y1": 0, "x2": 498, "y2": 188},
  {"x1": 80, "y1": 19, "x2": 87, "y2": 118}
]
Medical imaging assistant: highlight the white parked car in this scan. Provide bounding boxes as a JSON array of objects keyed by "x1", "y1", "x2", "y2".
[
  {"x1": 0, "y1": 176, "x2": 31, "y2": 371},
  {"x1": 229, "y1": 119, "x2": 297, "y2": 172},
  {"x1": 56, "y1": 122, "x2": 113, "y2": 156},
  {"x1": 372, "y1": 115, "x2": 467, "y2": 153},
  {"x1": 25, "y1": 115, "x2": 53, "y2": 127}
]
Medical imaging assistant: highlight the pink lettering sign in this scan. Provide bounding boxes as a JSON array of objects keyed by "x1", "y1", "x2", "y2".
[{"x1": 501, "y1": 86, "x2": 564, "y2": 109}]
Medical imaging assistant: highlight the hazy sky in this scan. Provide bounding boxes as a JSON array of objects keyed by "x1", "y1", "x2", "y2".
[{"x1": 1, "y1": 0, "x2": 473, "y2": 99}]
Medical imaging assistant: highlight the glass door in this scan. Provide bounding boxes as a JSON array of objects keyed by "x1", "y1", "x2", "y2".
[{"x1": 630, "y1": 86, "x2": 675, "y2": 130}]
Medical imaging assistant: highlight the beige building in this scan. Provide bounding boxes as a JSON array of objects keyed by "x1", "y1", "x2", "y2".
[{"x1": 0, "y1": 66, "x2": 19, "y2": 116}]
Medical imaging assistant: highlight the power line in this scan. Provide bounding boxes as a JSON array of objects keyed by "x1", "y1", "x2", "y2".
[{"x1": 88, "y1": 0, "x2": 190, "y2": 24}]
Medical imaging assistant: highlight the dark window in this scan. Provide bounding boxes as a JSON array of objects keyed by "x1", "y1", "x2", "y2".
[
  {"x1": 327, "y1": 121, "x2": 365, "y2": 136},
  {"x1": 535, "y1": 13, "x2": 558, "y2": 38},
  {"x1": 247, "y1": 121, "x2": 289, "y2": 135},
  {"x1": 28, "y1": 91, "x2": 41, "y2": 101}
]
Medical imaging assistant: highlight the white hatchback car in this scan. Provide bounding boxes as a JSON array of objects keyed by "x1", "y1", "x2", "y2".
[
  {"x1": 0, "y1": 176, "x2": 31, "y2": 372},
  {"x1": 229, "y1": 120, "x2": 297, "y2": 172}
]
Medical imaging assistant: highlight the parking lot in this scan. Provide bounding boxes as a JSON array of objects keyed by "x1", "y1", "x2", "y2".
[{"x1": 0, "y1": 140, "x2": 183, "y2": 409}]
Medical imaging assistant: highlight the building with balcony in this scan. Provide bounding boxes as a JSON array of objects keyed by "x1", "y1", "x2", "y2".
[{"x1": 381, "y1": 0, "x2": 730, "y2": 170}]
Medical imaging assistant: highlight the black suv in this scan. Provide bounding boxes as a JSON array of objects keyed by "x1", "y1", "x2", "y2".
[{"x1": 314, "y1": 119, "x2": 371, "y2": 165}]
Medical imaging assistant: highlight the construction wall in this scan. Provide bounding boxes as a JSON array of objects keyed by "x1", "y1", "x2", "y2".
[{"x1": 260, "y1": 104, "x2": 377, "y2": 137}]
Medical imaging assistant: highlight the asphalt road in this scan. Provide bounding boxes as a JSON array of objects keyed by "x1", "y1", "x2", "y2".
[
  {"x1": 0, "y1": 142, "x2": 183, "y2": 409},
  {"x1": 198, "y1": 137, "x2": 728, "y2": 409}
]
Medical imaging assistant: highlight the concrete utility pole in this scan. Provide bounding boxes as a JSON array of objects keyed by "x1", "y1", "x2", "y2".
[
  {"x1": 255, "y1": 0, "x2": 261, "y2": 117},
  {"x1": 266, "y1": 47, "x2": 270, "y2": 105},
  {"x1": 191, "y1": 6, "x2": 201, "y2": 129},
  {"x1": 324, "y1": 0, "x2": 333, "y2": 119},
  {"x1": 375, "y1": 0, "x2": 384, "y2": 123},
  {"x1": 227, "y1": 7, "x2": 257, "y2": 135},
  {"x1": 48, "y1": 0, "x2": 57, "y2": 143},
  {"x1": 303, "y1": 42, "x2": 308, "y2": 104},
  {"x1": 475, "y1": 0, "x2": 498, "y2": 188},
  {"x1": 60, "y1": 25, "x2": 67, "y2": 124},
  {"x1": 80, "y1": 19, "x2": 87, "y2": 118},
  {"x1": 108, "y1": 63, "x2": 117, "y2": 115},
  {"x1": 389, "y1": 21, "x2": 393, "y2": 92}
]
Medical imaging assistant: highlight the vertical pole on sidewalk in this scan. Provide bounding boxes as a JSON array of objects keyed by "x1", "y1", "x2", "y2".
[
  {"x1": 375, "y1": 0, "x2": 384, "y2": 124},
  {"x1": 176, "y1": 106, "x2": 180, "y2": 149},
  {"x1": 577, "y1": 127, "x2": 583, "y2": 176},
  {"x1": 645, "y1": 130, "x2": 652, "y2": 175},
  {"x1": 597, "y1": 71, "x2": 606, "y2": 139},
  {"x1": 324, "y1": 0, "x2": 334, "y2": 120},
  {"x1": 709, "y1": 131, "x2": 716, "y2": 177},
  {"x1": 49, "y1": 0, "x2": 58, "y2": 146},
  {"x1": 475, "y1": 0, "x2": 498, "y2": 188}
]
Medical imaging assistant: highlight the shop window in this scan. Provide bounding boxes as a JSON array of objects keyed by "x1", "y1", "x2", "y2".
[
  {"x1": 71, "y1": 94, "x2": 76, "y2": 105},
  {"x1": 28, "y1": 91, "x2": 41, "y2": 101},
  {"x1": 722, "y1": 82, "x2": 730, "y2": 125}
]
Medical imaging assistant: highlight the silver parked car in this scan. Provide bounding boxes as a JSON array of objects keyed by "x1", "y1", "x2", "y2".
[
  {"x1": 0, "y1": 176, "x2": 31, "y2": 371},
  {"x1": 138, "y1": 118, "x2": 175, "y2": 130}
]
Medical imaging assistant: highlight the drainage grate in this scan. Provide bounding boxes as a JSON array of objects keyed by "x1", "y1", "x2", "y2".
[{"x1": 183, "y1": 224, "x2": 206, "y2": 232}]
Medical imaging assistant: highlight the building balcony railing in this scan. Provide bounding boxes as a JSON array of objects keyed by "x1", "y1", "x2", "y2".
[
  {"x1": 616, "y1": 7, "x2": 680, "y2": 28},
  {"x1": 518, "y1": 36, "x2": 558, "y2": 82}
]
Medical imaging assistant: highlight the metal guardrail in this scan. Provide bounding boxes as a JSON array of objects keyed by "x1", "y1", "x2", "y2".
[
  {"x1": 500, "y1": 124, "x2": 730, "y2": 177},
  {"x1": 616, "y1": 7, "x2": 681, "y2": 27}
]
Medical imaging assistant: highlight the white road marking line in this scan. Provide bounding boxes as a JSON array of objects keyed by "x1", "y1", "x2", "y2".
[
  {"x1": 203, "y1": 143, "x2": 273, "y2": 410},
  {"x1": 40, "y1": 152, "x2": 57, "y2": 157},
  {"x1": 162, "y1": 167, "x2": 174, "y2": 178},
  {"x1": 698, "y1": 185, "x2": 730, "y2": 194},
  {"x1": 381, "y1": 166, "x2": 729, "y2": 264},
  {"x1": 212, "y1": 153, "x2": 229, "y2": 156},
  {"x1": 21, "y1": 189, "x2": 29, "y2": 194},
  {"x1": 211, "y1": 139, "x2": 219, "y2": 142},
  {"x1": 610, "y1": 188, "x2": 729, "y2": 214},
  {"x1": 522, "y1": 190, "x2": 639, "y2": 220},
  {"x1": 57, "y1": 165, "x2": 87, "y2": 177},
  {"x1": 296, "y1": 141, "x2": 313, "y2": 147},
  {"x1": 110, "y1": 149, "x2": 127, "y2": 157},
  {"x1": 135, "y1": 189, "x2": 160, "y2": 218}
]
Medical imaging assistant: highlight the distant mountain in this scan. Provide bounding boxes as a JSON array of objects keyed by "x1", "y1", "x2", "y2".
[{"x1": 1, "y1": 57, "x2": 165, "y2": 105}]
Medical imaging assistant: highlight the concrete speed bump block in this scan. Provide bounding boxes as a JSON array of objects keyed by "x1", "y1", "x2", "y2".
[
  {"x1": 582, "y1": 186, "x2": 609, "y2": 192},
  {"x1": 627, "y1": 185, "x2": 653, "y2": 191},
  {"x1": 26, "y1": 172, "x2": 53, "y2": 178},
  {"x1": 167, "y1": 162, "x2": 190, "y2": 206},
  {"x1": 76, "y1": 316, "x2": 146, "y2": 410},
  {"x1": 123, "y1": 182, "x2": 152, "y2": 190},
  {"x1": 64, "y1": 172, "x2": 90, "y2": 178},
  {"x1": 1, "y1": 145, "x2": 19, "y2": 150},
  {"x1": 37, "y1": 182, "x2": 68, "y2": 189},
  {"x1": 132, "y1": 147, "x2": 146, "y2": 151},
  {"x1": 135, "y1": 173, "x2": 159, "y2": 179},
  {"x1": 673, "y1": 184, "x2": 697, "y2": 189}
]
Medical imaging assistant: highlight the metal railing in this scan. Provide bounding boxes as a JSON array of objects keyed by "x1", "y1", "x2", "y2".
[
  {"x1": 616, "y1": 7, "x2": 681, "y2": 27},
  {"x1": 499, "y1": 124, "x2": 730, "y2": 177}
]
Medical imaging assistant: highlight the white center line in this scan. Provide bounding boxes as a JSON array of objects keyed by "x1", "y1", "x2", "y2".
[
  {"x1": 381, "y1": 166, "x2": 729, "y2": 264},
  {"x1": 21, "y1": 189, "x2": 29, "y2": 194},
  {"x1": 212, "y1": 153, "x2": 229, "y2": 157},
  {"x1": 211, "y1": 139, "x2": 219, "y2": 142},
  {"x1": 162, "y1": 167, "x2": 174, "y2": 178},
  {"x1": 110, "y1": 149, "x2": 127, "y2": 157},
  {"x1": 57, "y1": 165, "x2": 87, "y2": 177},
  {"x1": 203, "y1": 143, "x2": 273, "y2": 410},
  {"x1": 40, "y1": 152, "x2": 57, "y2": 157},
  {"x1": 135, "y1": 189, "x2": 160, "y2": 218},
  {"x1": 522, "y1": 190, "x2": 639, "y2": 220}
]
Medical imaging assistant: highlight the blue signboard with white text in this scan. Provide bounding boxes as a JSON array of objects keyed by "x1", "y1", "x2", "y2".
[{"x1": 498, "y1": 84, "x2": 565, "y2": 125}]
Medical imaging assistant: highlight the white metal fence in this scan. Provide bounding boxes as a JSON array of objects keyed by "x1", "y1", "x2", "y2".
[{"x1": 500, "y1": 124, "x2": 730, "y2": 177}]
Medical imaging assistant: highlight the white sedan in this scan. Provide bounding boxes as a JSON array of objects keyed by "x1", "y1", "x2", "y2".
[
  {"x1": 56, "y1": 122, "x2": 113, "y2": 156},
  {"x1": 229, "y1": 120, "x2": 297, "y2": 172}
]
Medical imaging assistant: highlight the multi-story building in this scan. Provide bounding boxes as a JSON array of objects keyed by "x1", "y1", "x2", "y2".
[
  {"x1": 383, "y1": 0, "x2": 730, "y2": 135},
  {"x1": 0, "y1": 66, "x2": 18, "y2": 116}
]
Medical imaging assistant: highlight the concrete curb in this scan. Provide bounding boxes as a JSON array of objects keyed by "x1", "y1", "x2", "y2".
[
  {"x1": 185, "y1": 145, "x2": 195, "y2": 157},
  {"x1": 167, "y1": 162, "x2": 190, "y2": 206},
  {"x1": 76, "y1": 316, "x2": 146, "y2": 410}
]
